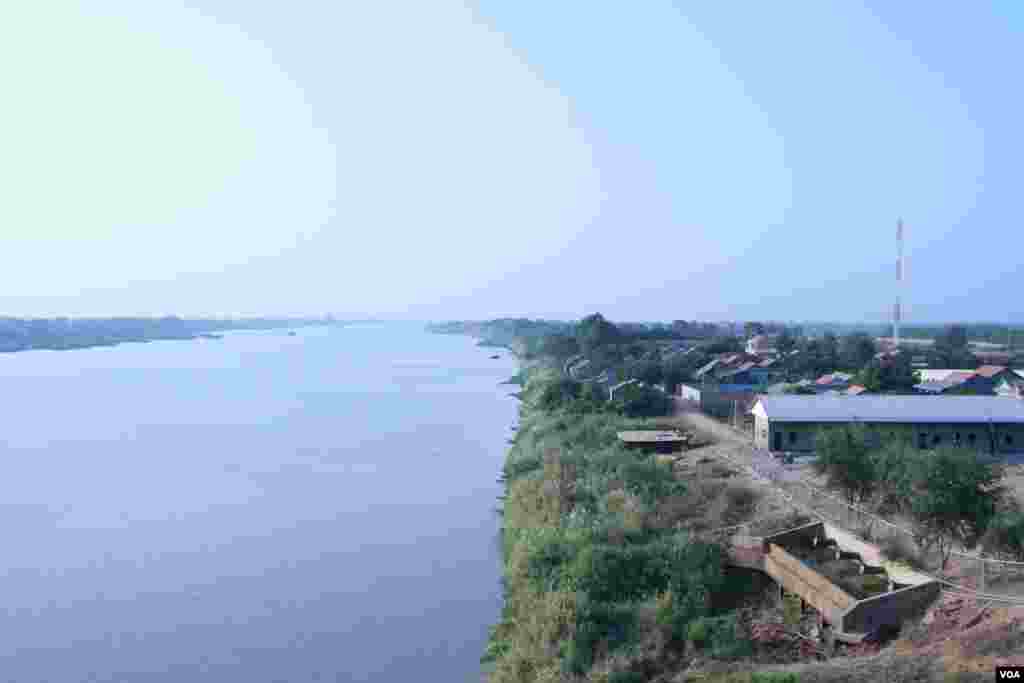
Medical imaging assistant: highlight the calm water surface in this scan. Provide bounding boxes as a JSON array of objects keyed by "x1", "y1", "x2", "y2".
[{"x1": 0, "y1": 325, "x2": 516, "y2": 682}]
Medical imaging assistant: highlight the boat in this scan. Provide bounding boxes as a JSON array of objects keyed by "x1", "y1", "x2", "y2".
[
  {"x1": 287, "y1": 331, "x2": 297, "y2": 337},
  {"x1": 490, "y1": 354, "x2": 500, "y2": 359}
]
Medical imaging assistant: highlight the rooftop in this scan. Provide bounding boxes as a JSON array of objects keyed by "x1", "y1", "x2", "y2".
[
  {"x1": 617, "y1": 430, "x2": 687, "y2": 443},
  {"x1": 751, "y1": 395, "x2": 1024, "y2": 424}
]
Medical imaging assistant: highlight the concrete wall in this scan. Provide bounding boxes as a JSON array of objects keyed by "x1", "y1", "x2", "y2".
[
  {"x1": 763, "y1": 522, "x2": 826, "y2": 550},
  {"x1": 766, "y1": 420, "x2": 1024, "y2": 454},
  {"x1": 824, "y1": 523, "x2": 884, "y2": 568},
  {"x1": 679, "y1": 384, "x2": 702, "y2": 402},
  {"x1": 841, "y1": 581, "x2": 940, "y2": 634},
  {"x1": 701, "y1": 390, "x2": 757, "y2": 419},
  {"x1": 755, "y1": 414, "x2": 770, "y2": 449}
]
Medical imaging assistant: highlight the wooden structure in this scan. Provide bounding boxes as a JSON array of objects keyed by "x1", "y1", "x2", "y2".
[{"x1": 616, "y1": 430, "x2": 688, "y2": 454}]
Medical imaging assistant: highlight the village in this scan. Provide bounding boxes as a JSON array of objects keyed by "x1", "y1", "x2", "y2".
[{"x1": 460, "y1": 314, "x2": 1024, "y2": 681}]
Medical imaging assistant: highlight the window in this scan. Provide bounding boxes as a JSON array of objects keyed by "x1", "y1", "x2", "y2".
[
  {"x1": 918, "y1": 433, "x2": 927, "y2": 449},
  {"x1": 968, "y1": 433, "x2": 977, "y2": 446},
  {"x1": 932, "y1": 435, "x2": 941, "y2": 446},
  {"x1": 789, "y1": 432, "x2": 797, "y2": 444},
  {"x1": 954, "y1": 432, "x2": 962, "y2": 447},
  {"x1": 1007, "y1": 435, "x2": 1015, "y2": 447}
]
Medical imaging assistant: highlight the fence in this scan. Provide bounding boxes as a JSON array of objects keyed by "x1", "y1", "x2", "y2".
[{"x1": 711, "y1": 442, "x2": 1024, "y2": 603}]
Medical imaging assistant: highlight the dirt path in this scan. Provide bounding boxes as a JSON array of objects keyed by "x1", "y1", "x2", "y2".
[{"x1": 671, "y1": 397, "x2": 752, "y2": 446}]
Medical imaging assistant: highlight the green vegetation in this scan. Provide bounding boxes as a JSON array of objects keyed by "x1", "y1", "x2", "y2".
[
  {"x1": 486, "y1": 366, "x2": 750, "y2": 681},
  {"x1": 813, "y1": 425, "x2": 1003, "y2": 569}
]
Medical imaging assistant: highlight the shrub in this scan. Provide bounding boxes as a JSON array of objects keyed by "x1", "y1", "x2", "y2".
[
  {"x1": 608, "y1": 671, "x2": 645, "y2": 683},
  {"x1": 568, "y1": 543, "x2": 672, "y2": 603},
  {"x1": 980, "y1": 511, "x2": 1024, "y2": 562},
  {"x1": 565, "y1": 599, "x2": 636, "y2": 674},
  {"x1": 687, "y1": 619, "x2": 708, "y2": 644},
  {"x1": 751, "y1": 673, "x2": 799, "y2": 683},
  {"x1": 618, "y1": 459, "x2": 684, "y2": 503},
  {"x1": 704, "y1": 613, "x2": 751, "y2": 659},
  {"x1": 654, "y1": 539, "x2": 729, "y2": 640}
]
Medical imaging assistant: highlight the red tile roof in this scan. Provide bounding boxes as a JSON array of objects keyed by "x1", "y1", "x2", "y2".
[
  {"x1": 847, "y1": 385, "x2": 868, "y2": 395},
  {"x1": 975, "y1": 365, "x2": 1008, "y2": 378}
]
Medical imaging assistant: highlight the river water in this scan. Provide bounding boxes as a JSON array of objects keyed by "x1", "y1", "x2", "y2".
[{"x1": 0, "y1": 325, "x2": 516, "y2": 682}]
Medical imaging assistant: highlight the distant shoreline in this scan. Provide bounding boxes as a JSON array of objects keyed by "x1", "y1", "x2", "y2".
[{"x1": 0, "y1": 318, "x2": 333, "y2": 355}]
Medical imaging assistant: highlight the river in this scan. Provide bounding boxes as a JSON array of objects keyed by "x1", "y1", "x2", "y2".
[{"x1": 0, "y1": 324, "x2": 517, "y2": 682}]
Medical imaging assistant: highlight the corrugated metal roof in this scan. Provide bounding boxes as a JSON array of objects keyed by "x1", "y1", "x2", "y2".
[
  {"x1": 918, "y1": 369, "x2": 967, "y2": 382},
  {"x1": 754, "y1": 395, "x2": 1024, "y2": 424}
]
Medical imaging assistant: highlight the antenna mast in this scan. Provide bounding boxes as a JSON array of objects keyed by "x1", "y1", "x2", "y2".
[{"x1": 894, "y1": 218, "x2": 904, "y2": 349}]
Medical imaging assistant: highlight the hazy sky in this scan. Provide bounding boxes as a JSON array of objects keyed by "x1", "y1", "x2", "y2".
[{"x1": 2, "y1": 2, "x2": 1021, "y2": 322}]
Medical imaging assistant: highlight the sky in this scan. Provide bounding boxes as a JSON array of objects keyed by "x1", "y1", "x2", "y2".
[{"x1": 1, "y1": 1, "x2": 1022, "y2": 322}]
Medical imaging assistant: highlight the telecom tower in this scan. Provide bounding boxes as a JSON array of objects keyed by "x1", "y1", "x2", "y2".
[{"x1": 894, "y1": 218, "x2": 904, "y2": 349}]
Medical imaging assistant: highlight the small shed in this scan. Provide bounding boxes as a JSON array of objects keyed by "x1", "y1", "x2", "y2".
[{"x1": 617, "y1": 430, "x2": 688, "y2": 454}]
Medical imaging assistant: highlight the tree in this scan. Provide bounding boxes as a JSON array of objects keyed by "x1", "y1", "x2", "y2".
[
  {"x1": 629, "y1": 360, "x2": 664, "y2": 387},
  {"x1": 856, "y1": 354, "x2": 920, "y2": 393},
  {"x1": 662, "y1": 364, "x2": 689, "y2": 394},
  {"x1": 937, "y1": 324, "x2": 969, "y2": 353},
  {"x1": 871, "y1": 438, "x2": 918, "y2": 513},
  {"x1": 813, "y1": 425, "x2": 875, "y2": 506},
  {"x1": 840, "y1": 332, "x2": 876, "y2": 370},
  {"x1": 538, "y1": 334, "x2": 580, "y2": 361},
  {"x1": 931, "y1": 324, "x2": 976, "y2": 368},
  {"x1": 744, "y1": 321, "x2": 766, "y2": 338},
  {"x1": 907, "y1": 447, "x2": 1003, "y2": 570},
  {"x1": 613, "y1": 383, "x2": 673, "y2": 418},
  {"x1": 702, "y1": 336, "x2": 742, "y2": 354},
  {"x1": 775, "y1": 328, "x2": 798, "y2": 355},
  {"x1": 576, "y1": 313, "x2": 622, "y2": 355},
  {"x1": 821, "y1": 331, "x2": 840, "y2": 371},
  {"x1": 981, "y1": 510, "x2": 1024, "y2": 562}
]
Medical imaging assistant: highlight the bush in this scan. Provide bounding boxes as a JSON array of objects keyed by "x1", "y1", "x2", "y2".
[
  {"x1": 612, "y1": 383, "x2": 673, "y2": 418},
  {"x1": 687, "y1": 619, "x2": 708, "y2": 643},
  {"x1": 566, "y1": 599, "x2": 636, "y2": 674},
  {"x1": 704, "y1": 613, "x2": 751, "y2": 659},
  {"x1": 655, "y1": 539, "x2": 729, "y2": 640},
  {"x1": 618, "y1": 459, "x2": 684, "y2": 503},
  {"x1": 608, "y1": 672, "x2": 645, "y2": 683},
  {"x1": 568, "y1": 543, "x2": 673, "y2": 603},
  {"x1": 751, "y1": 673, "x2": 799, "y2": 683}
]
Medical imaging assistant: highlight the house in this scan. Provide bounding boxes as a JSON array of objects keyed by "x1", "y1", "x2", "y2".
[
  {"x1": 846, "y1": 385, "x2": 868, "y2": 396},
  {"x1": 814, "y1": 372, "x2": 854, "y2": 393},
  {"x1": 678, "y1": 383, "x2": 758, "y2": 420},
  {"x1": 914, "y1": 366, "x2": 1016, "y2": 396},
  {"x1": 994, "y1": 370, "x2": 1024, "y2": 400},
  {"x1": 996, "y1": 380, "x2": 1024, "y2": 400},
  {"x1": 914, "y1": 370, "x2": 981, "y2": 395},
  {"x1": 750, "y1": 395, "x2": 1024, "y2": 454}
]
